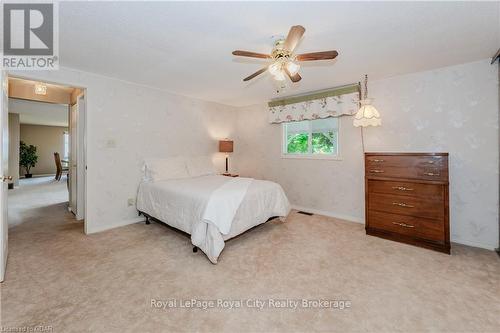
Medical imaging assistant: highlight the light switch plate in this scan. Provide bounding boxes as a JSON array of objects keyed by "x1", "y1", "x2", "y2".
[{"x1": 106, "y1": 139, "x2": 117, "y2": 148}]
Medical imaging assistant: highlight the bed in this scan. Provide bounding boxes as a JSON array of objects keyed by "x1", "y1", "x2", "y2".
[{"x1": 136, "y1": 157, "x2": 291, "y2": 264}]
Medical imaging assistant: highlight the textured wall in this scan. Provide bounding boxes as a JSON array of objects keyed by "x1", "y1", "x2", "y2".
[
  {"x1": 11, "y1": 59, "x2": 498, "y2": 249},
  {"x1": 11, "y1": 67, "x2": 237, "y2": 233},
  {"x1": 365, "y1": 59, "x2": 499, "y2": 250},
  {"x1": 234, "y1": 104, "x2": 365, "y2": 223},
  {"x1": 234, "y1": 59, "x2": 499, "y2": 250}
]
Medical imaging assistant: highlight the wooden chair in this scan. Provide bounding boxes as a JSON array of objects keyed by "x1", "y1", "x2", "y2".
[{"x1": 54, "y1": 152, "x2": 68, "y2": 181}]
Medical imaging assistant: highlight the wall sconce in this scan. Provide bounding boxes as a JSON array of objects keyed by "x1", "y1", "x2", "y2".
[{"x1": 353, "y1": 75, "x2": 381, "y2": 127}]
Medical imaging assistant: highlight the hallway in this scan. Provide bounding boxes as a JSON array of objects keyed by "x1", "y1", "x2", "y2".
[
  {"x1": 8, "y1": 176, "x2": 69, "y2": 227},
  {"x1": 2, "y1": 176, "x2": 85, "y2": 330}
]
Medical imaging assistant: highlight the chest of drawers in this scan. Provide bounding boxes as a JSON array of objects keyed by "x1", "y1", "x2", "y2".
[{"x1": 365, "y1": 153, "x2": 450, "y2": 254}]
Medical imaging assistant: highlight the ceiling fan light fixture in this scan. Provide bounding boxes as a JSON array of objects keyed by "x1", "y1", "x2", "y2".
[
  {"x1": 268, "y1": 62, "x2": 282, "y2": 77},
  {"x1": 273, "y1": 71, "x2": 286, "y2": 81},
  {"x1": 286, "y1": 61, "x2": 300, "y2": 76},
  {"x1": 232, "y1": 25, "x2": 338, "y2": 86}
]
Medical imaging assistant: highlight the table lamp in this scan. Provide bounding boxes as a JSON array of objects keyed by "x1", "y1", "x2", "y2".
[{"x1": 219, "y1": 139, "x2": 233, "y2": 175}]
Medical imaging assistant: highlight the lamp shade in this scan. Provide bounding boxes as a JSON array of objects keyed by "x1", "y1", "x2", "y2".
[
  {"x1": 219, "y1": 140, "x2": 233, "y2": 153},
  {"x1": 353, "y1": 98, "x2": 381, "y2": 127}
]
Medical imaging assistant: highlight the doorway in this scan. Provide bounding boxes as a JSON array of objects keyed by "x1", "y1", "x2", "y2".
[{"x1": 0, "y1": 75, "x2": 87, "y2": 281}]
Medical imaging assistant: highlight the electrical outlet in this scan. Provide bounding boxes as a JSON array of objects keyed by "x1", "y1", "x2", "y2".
[{"x1": 127, "y1": 198, "x2": 135, "y2": 207}]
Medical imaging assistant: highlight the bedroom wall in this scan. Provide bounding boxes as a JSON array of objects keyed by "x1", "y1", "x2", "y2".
[
  {"x1": 234, "y1": 59, "x2": 499, "y2": 250},
  {"x1": 234, "y1": 105, "x2": 365, "y2": 222},
  {"x1": 9, "y1": 67, "x2": 237, "y2": 233}
]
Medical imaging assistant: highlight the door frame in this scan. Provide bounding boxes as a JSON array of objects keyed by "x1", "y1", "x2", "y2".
[
  {"x1": 76, "y1": 93, "x2": 86, "y2": 223},
  {"x1": 68, "y1": 94, "x2": 86, "y2": 222},
  {"x1": 7, "y1": 74, "x2": 88, "y2": 234},
  {"x1": 1, "y1": 70, "x2": 9, "y2": 282}
]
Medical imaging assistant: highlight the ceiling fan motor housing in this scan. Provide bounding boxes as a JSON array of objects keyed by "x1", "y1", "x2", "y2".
[{"x1": 272, "y1": 40, "x2": 293, "y2": 61}]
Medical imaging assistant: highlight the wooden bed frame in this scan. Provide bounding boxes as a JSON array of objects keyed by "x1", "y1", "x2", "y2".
[{"x1": 138, "y1": 210, "x2": 279, "y2": 253}]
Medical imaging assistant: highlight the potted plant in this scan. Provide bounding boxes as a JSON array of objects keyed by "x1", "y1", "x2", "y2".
[{"x1": 20, "y1": 141, "x2": 38, "y2": 178}]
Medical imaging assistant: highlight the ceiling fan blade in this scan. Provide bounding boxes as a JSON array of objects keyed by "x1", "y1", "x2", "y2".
[
  {"x1": 243, "y1": 67, "x2": 268, "y2": 81},
  {"x1": 284, "y1": 68, "x2": 302, "y2": 83},
  {"x1": 283, "y1": 25, "x2": 305, "y2": 52},
  {"x1": 296, "y1": 50, "x2": 338, "y2": 61},
  {"x1": 232, "y1": 50, "x2": 271, "y2": 59}
]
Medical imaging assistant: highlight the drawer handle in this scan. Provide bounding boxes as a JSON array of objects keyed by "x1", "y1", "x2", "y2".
[
  {"x1": 424, "y1": 172, "x2": 440, "y2": 176},
  {"x1": 427, "y1": 160, "x2": 435, "y2": 164},
  {"x1": 392, "y1": 186, "x2": 414, "y2": 191},
  {"x1": 392, "y1": 202, "x2": 414, "y2": 208},
  {"x1": 371, "y1": 159, "x2": 385, "y2": 162},
  {"x1": 392, "y1": 222, "x2": 415, "y2": 228},
  {"x1": 369, "y1": 169, "x2": 385, "y2": 173}
]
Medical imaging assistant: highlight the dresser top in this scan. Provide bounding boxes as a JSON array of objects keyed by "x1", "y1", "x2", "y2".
[{"x1": 365, "y1": 152, "x2": 448, "y2": 156}]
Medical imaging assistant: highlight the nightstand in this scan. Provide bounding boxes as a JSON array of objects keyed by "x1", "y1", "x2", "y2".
[{"x1": 222, "y1": 173, "x2": 239, "y2": 177}]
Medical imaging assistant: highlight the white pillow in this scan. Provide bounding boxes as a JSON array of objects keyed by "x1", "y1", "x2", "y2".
[
  {"x1": 143, "y1": 157, "x2": 189, "y2": 181},
  {"x1": 186, "y1": 156, "x2": 216, "y2": 177}
]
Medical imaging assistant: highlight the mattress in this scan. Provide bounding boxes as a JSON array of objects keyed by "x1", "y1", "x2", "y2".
[{"x1": 136, "y1": 175, "x2": 290, "y2": 263}]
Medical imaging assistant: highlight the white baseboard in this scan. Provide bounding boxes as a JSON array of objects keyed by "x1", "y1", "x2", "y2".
[
  {"x1": 291, "y1": 205, "x2": 364, "y2": 224},
  {"x1": 20, "y1": 173, "x2": 56, "y2": 178},
  {"x1": 86, "y1": 216, "x2": 145, "y2": 234},
  {"x1": 85, "y1": 206, "x2": 498, "y2": 251},
  {"x1": 450, "y1": 236, "x2": 497, "y2": 251},
  {"x1": 291, "y1": 205, "x2": 498, "y2": 251}
]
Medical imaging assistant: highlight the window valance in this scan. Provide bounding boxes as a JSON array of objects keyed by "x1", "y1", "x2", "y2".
[{"x1": 268, "y1": 84, "x2": 360, "y2": 124}]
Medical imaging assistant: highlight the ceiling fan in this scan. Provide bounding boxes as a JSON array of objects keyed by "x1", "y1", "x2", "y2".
[{"x1": 232, "y1": 25, "x2": 338, "y2": 83}]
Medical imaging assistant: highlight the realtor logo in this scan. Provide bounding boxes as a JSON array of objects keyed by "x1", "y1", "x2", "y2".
[{"x1": 1, "y1": 2, "x2": 59, "y2": 69}]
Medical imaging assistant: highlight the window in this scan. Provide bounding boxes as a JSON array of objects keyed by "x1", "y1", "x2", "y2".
[
  {"x1": 282, "y1": 118, "x2": 339, "y2": 159},
  {"x1": 63, "y1": 132, "x2": 69, "y2": 160}
]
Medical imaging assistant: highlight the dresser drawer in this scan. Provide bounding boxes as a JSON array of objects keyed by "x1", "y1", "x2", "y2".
[
  {"x1": 368, "y1": 210, "x2": 445, "y2": 242},
  {"x1": 364, "y1": 153, "x2": 450, "y2": 253},
  {"x1": 367, "y1": 180, "x2": 443, "y2": 198},
  {"x1": 366, "y1": 155, "x2": 448, "y2": 181},
  {"x1": 368, "y1": 192, "x2": 444, "y2": 220}
]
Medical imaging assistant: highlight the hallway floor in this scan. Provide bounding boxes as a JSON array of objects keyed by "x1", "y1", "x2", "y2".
[{"x1": 8, "y1": 176, "x2": 69, "y2": 227}]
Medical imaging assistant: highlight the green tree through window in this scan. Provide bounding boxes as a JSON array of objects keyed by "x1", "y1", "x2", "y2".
[
  {"x1": 283, "y1": 118, "x2": 338, "y2": 156},
  {"x1": 312, "y1": 131, "x2": 336, "y2": 154},
  {"x1": 287, "y1": 133, "x2": 309, "y2": 153}
]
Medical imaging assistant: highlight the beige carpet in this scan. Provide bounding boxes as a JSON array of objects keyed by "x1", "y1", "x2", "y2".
[
  {"x1": 1, "y1": 180, "x2": 499, "y2": 332},
  {"x1": 7, "y1": 176, "x2": 68, "y2": 227}
]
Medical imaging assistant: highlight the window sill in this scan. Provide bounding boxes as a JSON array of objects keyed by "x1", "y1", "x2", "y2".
[{"x1": 281, "y1": 154, "x2": 343, "y2": 161}]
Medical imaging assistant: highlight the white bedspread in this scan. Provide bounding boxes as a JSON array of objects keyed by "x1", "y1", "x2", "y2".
[
  {"x1": 136, "y1": 175, "x2": 290, "y2": 263},
  {"x1": 202, "y1": 177, "x2": 253, "y2": 235}
]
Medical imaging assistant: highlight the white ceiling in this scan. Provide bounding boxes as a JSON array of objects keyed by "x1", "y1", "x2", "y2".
[
  {"x1": 9, "y1": 99, "x2": 68, "y2": 127},
  {"x1": 58, "y1": 2, "x2": 499, "y2": 107}
]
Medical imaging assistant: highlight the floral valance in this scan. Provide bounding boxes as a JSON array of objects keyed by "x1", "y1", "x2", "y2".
[{"x1": 268, "y1": 84, "x2": 360, "y2": 124}]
